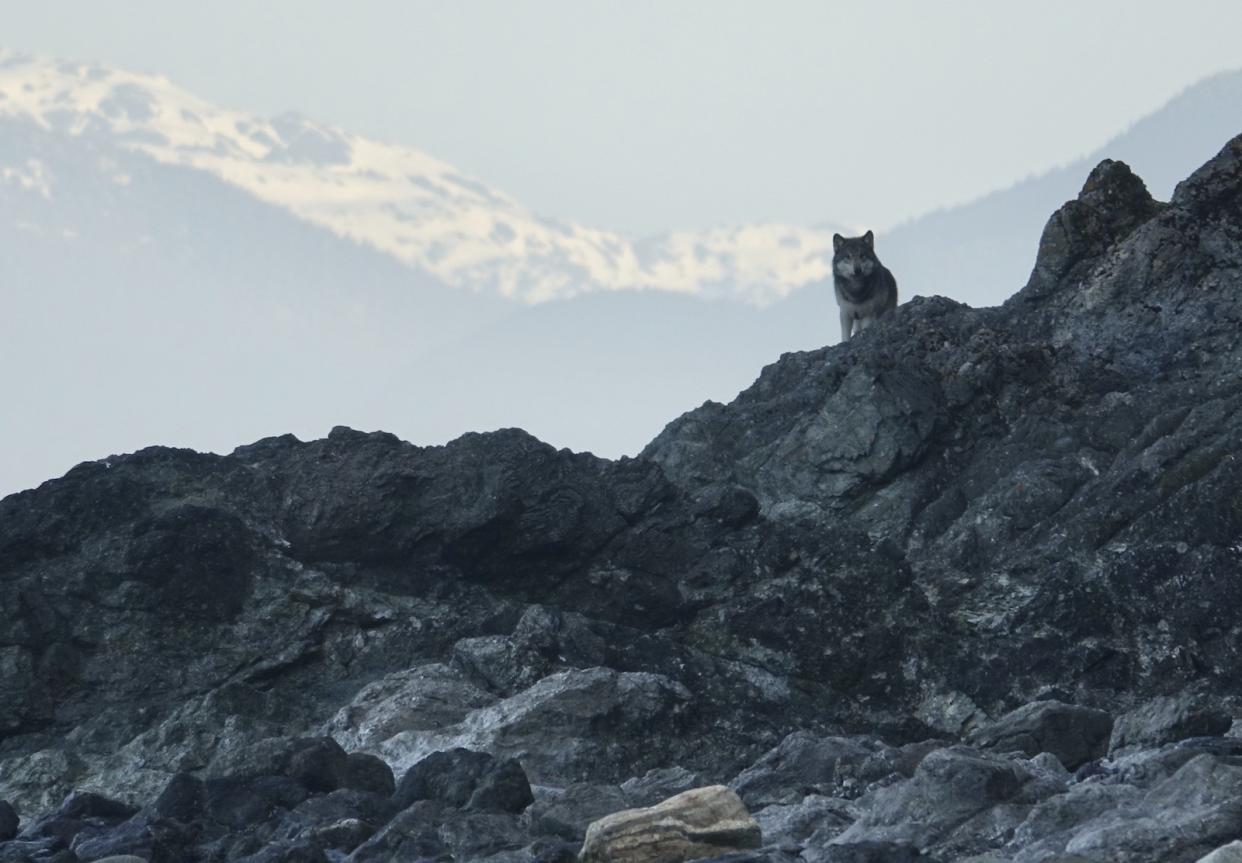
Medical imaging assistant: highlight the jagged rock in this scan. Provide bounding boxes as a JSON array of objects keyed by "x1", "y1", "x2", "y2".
[
  {"x1": 369, "y1": 668, "x2": 695, "y2": 784},
  {"x1": 0, "y1": 750, "x2": 88, "y2": 821},
  {"x1": 434, "y1": 809, "x2": 529, "y2": 859},
  {"x1": 1006, "y1": 782, "x2": 1142, "y2": 861},
  {"x1": 3, "y1": 133, "x2": 1242, "y2": 863},
  {"x1": 392, "y1": 748, "x2": 533, "y2": 814},
  {"x1": 644, "y1": 358, "x2": 943, "y2": 508},
  {"x1": 321, "y1": 663, "x2": 496, "y2": 753},
  {"x1": 204, "y1": 736, "x2": 319, "y2": 783},
  {"x1": 269, "y1": 789, "x2": 395, "y2": 850},
  {"x1": 752, "y1": 795, "x2": 855, "y2": 847},
  {"x1": 296, "y1": 817, "x2": 377, "y2": 855},
  {"x1": 966, "y1": 700, "x2": 1113, "y2": 769},
  {"x1": 1027, "y1": 754, "x2": 1242, "y2": 862},
  {"x1": 147, "y1": 771, "x2": 206, "y2": 823},
  {"x1": 342, "y1": 801, "x2": 448, "y2": 862},
  {"x1": 69, "y1": 817, "x2": 161, "y2": 862},
  {"x1": 0, "y1": 837, "x2": 70, "y2": 863},
  {"x1": 528, "y1": 783, "x2": 631, "y2": 841},
  {"x1": 449, "y1": 605, "x2": 610, "y2": 696},
  {"x1": 731, "y1": 733, "x2": 926, "y2": 808},
  {"x1": 1106, "y1": 741, "x2": 1212, "y2": 788},
  {"x1": 833, "y1": 746, "x2": 1062, "y2": 854},
  {"x1": 578, "y1": 785, "x2": 761, "y2": 863},
  {"x1": 620, "y1": 767, "x2": 710, "y2": 808},
  {"x1": 1022, "y1": 158, "x2": 1162, "y2": 301},
  {"x1": 1108, "y1": 694, "x2": 1234, "y2": 755}
]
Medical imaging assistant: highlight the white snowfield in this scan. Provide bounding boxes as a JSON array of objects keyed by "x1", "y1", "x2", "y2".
[{"x1": 0, "y1": 50, "x2": 839, "y2": 305}]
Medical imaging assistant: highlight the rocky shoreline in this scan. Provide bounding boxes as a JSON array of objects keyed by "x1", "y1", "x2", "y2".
[{"x1": 2, "y1": 134, "x2": 1242, "y2": 861}]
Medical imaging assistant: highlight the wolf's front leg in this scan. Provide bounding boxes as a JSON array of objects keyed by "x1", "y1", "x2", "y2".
[{"x1": 840, "y1": 309, "x2": 855, "y2": 343}]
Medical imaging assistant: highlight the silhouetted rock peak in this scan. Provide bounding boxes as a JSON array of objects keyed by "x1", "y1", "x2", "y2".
[{"x1": 1021, "y1": 157, "x2": 1163, "y2": 299}]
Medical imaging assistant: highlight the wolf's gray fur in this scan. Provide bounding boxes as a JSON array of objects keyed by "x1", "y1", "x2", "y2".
[{"x1": 833, "y1": 230, "x2": 898, "y2": 342}]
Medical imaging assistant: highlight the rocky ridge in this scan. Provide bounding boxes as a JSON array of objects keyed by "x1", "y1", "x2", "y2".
[{"x1": 2, "y1": 135, "x2": 1242, "y2": 861}]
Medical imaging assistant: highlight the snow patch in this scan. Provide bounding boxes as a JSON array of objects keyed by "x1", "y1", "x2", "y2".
[{"x1": 0, "y1": 51, "x2": 844, "y2": 305}]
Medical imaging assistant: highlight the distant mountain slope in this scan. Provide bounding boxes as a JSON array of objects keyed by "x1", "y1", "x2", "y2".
[
  {"x1": 4, "y1": 50, "x2": 1240, "y2": 493},
  {"x1": 0, "y1": 49, "x2": 843, "y2": 304},
  {"x1": 390, "y1": 70, "x2": 1242, "y2": 458},
  {"x1": 362, "y1": 289, "x2": 833, "y2": 459},
  {"x1": 0, "y1": 117, "x2": 511, "y2": 494}
]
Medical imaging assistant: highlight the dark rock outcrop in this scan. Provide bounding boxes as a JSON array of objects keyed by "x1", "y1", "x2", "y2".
[
  {"x1": 3, "y1": 135, "x2": 1242, "y2": 861},
  {"x1": 966, "y1": 700, "x2": 1113, "y2": 769},
  {"x1": 1108, "y1": 693, "x2": 1235, "y2": 756},
  {"x1": 393, "y1": 748, "x2": 534, "y2": 814}
]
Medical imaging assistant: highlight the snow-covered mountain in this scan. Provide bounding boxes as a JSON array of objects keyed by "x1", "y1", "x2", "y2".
[{"x1": 0, "y1": 49, "x2": 838, "y2": 305}]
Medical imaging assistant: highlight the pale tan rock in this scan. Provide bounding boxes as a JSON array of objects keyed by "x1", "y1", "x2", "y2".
[
  {"x1": 579, "y1": 784, "x2": 761, "y2": 863},
  {"x1": 1199, "y1": 841, "x2": 1242, "y2": 863}
]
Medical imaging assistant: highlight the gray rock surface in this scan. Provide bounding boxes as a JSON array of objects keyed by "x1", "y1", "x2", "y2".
[
  {"x1": 967, "y1": 700, "x2": 1113, "y2": 769},
  {"x1": 1108, "y1": 694, "x2": 1234, "y2": 755},
  {"x1": 3, "y1": 135, "x2": 1242, "y2": 861}
]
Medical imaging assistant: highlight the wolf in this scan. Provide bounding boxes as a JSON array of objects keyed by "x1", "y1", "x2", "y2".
[{"x1": 832, "y1": 230, "x2": 898, "y2": 342}]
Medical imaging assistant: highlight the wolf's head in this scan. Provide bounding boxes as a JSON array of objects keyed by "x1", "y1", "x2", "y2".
[{"x1": 832, "y1": 230, "x2": 879, "y2": 279}]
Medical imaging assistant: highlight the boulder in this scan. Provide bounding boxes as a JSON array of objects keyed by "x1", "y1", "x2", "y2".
[
  {"x1": 752, "y1": 795, "x2": 854, "y2": 848},
  {"x1": 967, "y1": 700, "x2": 1113, "y2": 769},
  {"x1": 148, "y1": 772, "x2": 206, "y2": 823},
  {"x1": 579, "y1": 785, "x2": 761, "y2": 863},
  {"x1": 731, "y1": 733, "x2": 915, "y2": 808},
  {"x1": 392, "y1": 748, "x2": 533, "y2": 814},
  {"x1": 1108, "y1": 695, "x2": 1233, "y2": 755},
  {"x1": 833, "y1": 747, "x2": 1057, "y2": 851},
  {"x1": 287, "y1": 738, "x2": 350, "y2": 793}
]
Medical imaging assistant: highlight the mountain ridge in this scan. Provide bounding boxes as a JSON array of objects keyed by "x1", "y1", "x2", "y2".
[
  {"x1": 0, "y1": 48, "x2": 843, "y2": 305},
  {"x1": 7, "y1": 48, "x2": 1239, "y2": 311}
]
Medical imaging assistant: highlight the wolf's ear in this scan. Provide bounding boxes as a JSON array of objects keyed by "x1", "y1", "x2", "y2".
[
  {"x1": 862, "y1": 230, "x2": 874, "y2": 248},
  {"x1": 833, "y1": 233, "x2": 844, "y2": 252}
]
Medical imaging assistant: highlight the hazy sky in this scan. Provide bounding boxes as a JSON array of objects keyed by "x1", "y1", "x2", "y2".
[{"x1": 5, "y1": 1, "x2": 1242, "y2": 234}]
